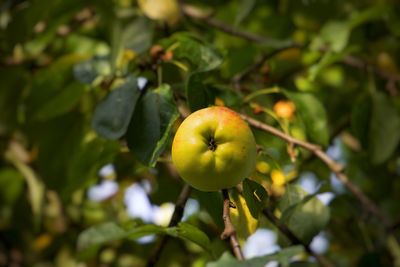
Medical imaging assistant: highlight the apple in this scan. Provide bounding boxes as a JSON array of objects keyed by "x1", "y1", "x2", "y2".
[{"x1": 171, "y1": 106, "x2": 257, "y2": 191}]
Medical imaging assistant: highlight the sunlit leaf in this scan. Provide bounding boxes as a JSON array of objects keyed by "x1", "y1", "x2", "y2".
[{"x1": 230, "y1": 189, "x2": 258, "y2": 242}]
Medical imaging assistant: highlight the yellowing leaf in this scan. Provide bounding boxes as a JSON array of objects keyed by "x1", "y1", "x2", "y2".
[
  {"x1": 230, "y1": 191, "x2": 258, "y2": 243},
  {"x1": 138, "y1": 0, "x2": 180, "y2": 25}
]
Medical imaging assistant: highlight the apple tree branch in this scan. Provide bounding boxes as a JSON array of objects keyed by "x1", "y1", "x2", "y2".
[{"x1": 221, "y1": 189, "x2": 245, "y2": 260}]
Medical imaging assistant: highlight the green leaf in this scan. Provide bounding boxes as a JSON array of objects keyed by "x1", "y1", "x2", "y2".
[
  {"x1": 206, "y1": 246, "x2": 304, "y2": 267},
  {"x1": 284, "y1": 91, "x2": 329, "y2": 146},
  {"x1": 193, "y1": 190, "x2": 224, "y2": 228},
  {"x1": 164, "y1": 34, "x2": 223, "y2": 111},
  {"x1": 64, "y1": 138, "x2": 119, "y2": 198},
  {"x1": 0, "y1": 168, "x2": 24, "y2": 205},
  {"x1": 351, "y1": 93, "x2": 372, "y2": 149},
  {"x1": 34, "y1": 81, "x2": 85, "y2": 121},
  {"x1": 25, "y1": 54, "x2": 87, "y2": 122},
  {"x1": 278, "y1": 185, "x2": 330, "y2": 244},
  {"x1": 242, "y1": 178, "x2": 268, "y2": 219},
  {"x1": 127, "y1": 84, "x2": 179, "y2": 166},
  {"x1": 5, "y1": 150, "x2": 45, "y2": 225},
  {"x1": 92, "y1": 75, "x2": 140, "y2": 140},
  {"x1": 319, "y1": 21, "x2": 350, "y2": 52},
  {"x1": 78, "y1": 222, "x2": 127, "y2": 251},
  {"x1": 369, "y1": 91, "x2": 400, "y2": 164},
  {"x1": 234, "y1": 0, "x2": 256, "y2": 26},
  {"x1": 308, "y1": 51, "x2": 346, "y2": 81},
  {"x1": 0, "y1": 67, "x2": 27, "y2": 133},
  {"x1": 166, "y1": 223, "x2": 211, "y2": 252},
  {"x1": 74, "y1": 56, "x2": 111, "y2": 85},
  {"x1": 78, "y1": 222, "x2": 210, "y2": 253},
  {"x1": 122, "y1": 17, "x2": 153, "y2": 54}
]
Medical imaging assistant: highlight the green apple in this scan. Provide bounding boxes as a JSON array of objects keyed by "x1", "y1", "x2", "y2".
[{"x1": 171, "y1": 106, "x2": 257, "y2": 191}]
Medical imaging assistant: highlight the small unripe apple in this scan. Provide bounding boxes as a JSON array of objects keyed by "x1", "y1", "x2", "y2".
[{"x1": 172, "y1": 106, "x2": 257, "y2": 191}]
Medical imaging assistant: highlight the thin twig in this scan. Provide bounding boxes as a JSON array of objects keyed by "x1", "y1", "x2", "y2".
[
  {"x1": 146, "y1": 185, "x2": 192, "y2": 267},
  {"x1": 240, "y1": 114, "x2": 391, "y2": 228},
  {"x1": 262, "y1": 208, "x2": 335, "y2": 267},
  {"x1": 221, "y1": 189, "x2": 244, "y2": 260}
]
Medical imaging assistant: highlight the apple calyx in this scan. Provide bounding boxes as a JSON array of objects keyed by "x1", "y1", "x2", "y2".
[{"x1": 208, "y1": 137, "x2": 217, "y2": 151}]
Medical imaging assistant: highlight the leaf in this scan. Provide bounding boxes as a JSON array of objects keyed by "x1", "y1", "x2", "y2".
[
  {"x1": 166, "y1": 223, "x2": 211, "y2": 252},
  {"x1": 369, "y1": 91, "x2": 400, "y2": 164},
  {"x1": 234, "y1": 0, "x2": 256, "y2": 26},
  {"x1": 319, "y1": 21, "x2": 350, "y2": 52},
  {"x1": 242, "y1": 178, "x2": 268, "y2": 219},
  {"x1": 0, "y1": 168, "x2": 24, "y2": 205},
  {"x1": 206, "y1": 246, "x2": 304, "y2": 267},
  {"x1": 74, "y1": 56, "x2": 111, "y2": 85},
  {"x1": 25, "y1": 54, "x2": 87, "y2": 122},
  {"x1": 92, "y1": 75, "x2": 140, "y2": 140},
  {"x1": 34, "y1": 81, "x2": 85, "y2": 121},
  {"x1": 193, "y1": 190, "x2": 224, "y2": 228},
  {"x1": 78, "y1": 222, "x2": 210, "y2": 253},
  {"x1": 5, "y1": 150, "x2": 45, "y2": 225},
  {"x1": 230, "y1": 189, "x2": 259, "y2": 242},
  {"x1": 122, "y1": 17, "x2": 153, "y2": 54},
  {"x1": 64, "y1": 138, "x2": 119, "y2": 198},
  {"x1": 78, "y1": 222, "x2": 127, "y2": 251},
  {"x1": 164, "y1": 34, "x2": 223, "y2": 111},
  {"x1": 127, "y1": 84, "x2": 179, "y2": 166},
  {"x1": 279, "y1": 185, "x2": 330, "y2": 244},
  {"x1": 351, "y1": 93, "x2": 372, "y2": 149},
  {"x1": 308, "y1": 51, "x2": 346, "y2": 81},
  {"x1": 0, "y1": 67, "x2": 27, "y2": 133},
  {"x1": 284, "y1": 91, "x2": 329, "y2": 146}
]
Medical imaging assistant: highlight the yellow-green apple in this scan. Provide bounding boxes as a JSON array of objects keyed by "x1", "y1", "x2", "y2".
[{"x1": 171, "y1": 106, "x2": 257, "y2": 191}]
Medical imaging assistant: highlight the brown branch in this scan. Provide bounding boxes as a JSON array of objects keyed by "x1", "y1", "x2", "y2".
[
  {"x1": 262, "y1": 208, "x2": 335, "y2": 267},
  {"x1": 221, "y1": 189, "x2": 244, "y2": 260},
  {"x1": 146, "y1": 185, "x2": 192, "y2": 267},
  {"x1": 240, "y1": 114, "x2": 391, "y2": 228}
]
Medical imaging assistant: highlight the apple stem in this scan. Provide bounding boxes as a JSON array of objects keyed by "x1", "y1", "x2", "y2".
[{"x1": 220, "y1": 189, "x2": 244, "y2": 260}]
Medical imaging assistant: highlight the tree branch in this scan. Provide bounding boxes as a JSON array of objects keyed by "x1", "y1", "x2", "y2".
[
  {"x1": 240, "y1": 114, "x2": 391, "y2": 228},
  {"x1": 221, "y1": 189, "x2": 244, "y2": 260},
  {"x1": 146, "y1": 185, "x2": 192, "y2": 267},
  {"x1": 182, "y1": 3, "x2": 399, "y2": 93}
]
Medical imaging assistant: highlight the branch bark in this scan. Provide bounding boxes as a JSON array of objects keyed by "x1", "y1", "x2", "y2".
[
  {"x1": 221, "y1": 189, "x2": 245, "y2": 260},
  {"x1": 146, "y1": 185, "x2": 192, "y2": 267},
  {"x1": 240, "y1": 114, "x2": 391, "y2": 228}
]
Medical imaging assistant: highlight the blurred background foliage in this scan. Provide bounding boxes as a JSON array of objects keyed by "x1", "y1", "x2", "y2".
[{"x1": 0, "y1": 0, "x2": 400, "y2": 266}]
